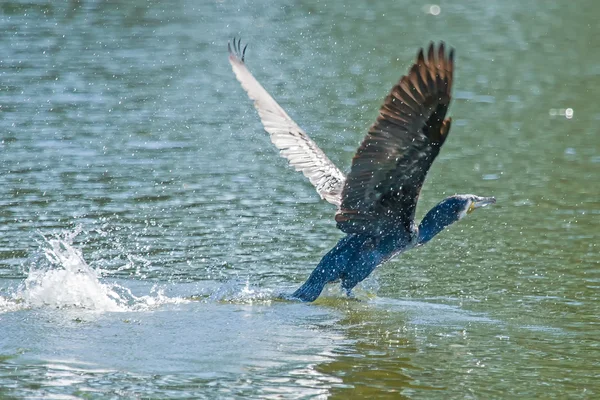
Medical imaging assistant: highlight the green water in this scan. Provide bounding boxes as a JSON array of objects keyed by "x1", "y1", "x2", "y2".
[{"x1": 1, "y1": 0, "x2": 599, "y2": 398}]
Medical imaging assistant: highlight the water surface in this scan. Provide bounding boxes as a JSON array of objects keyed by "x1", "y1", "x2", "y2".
[{"x1": 1, "y1": 0, "x2": 599, "y2": 398}]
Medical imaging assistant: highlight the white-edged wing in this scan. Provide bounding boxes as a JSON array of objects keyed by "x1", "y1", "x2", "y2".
[{"x1": 228, "y1": 39, "x2": 345, "y2": 206}]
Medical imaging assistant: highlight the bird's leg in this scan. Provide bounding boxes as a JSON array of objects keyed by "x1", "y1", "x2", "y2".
[
  {"x1": 291, "y1": 234, "x2": 367, "y2": 302},
  {"x1": 342, "y1": 285, "x2": 363, "y2": 302},
  {"x1": 340, "y1": 276, "x2": 357, "y2": 298}
]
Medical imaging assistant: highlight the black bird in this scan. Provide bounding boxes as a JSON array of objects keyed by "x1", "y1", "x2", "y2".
[{"x1": 228, "y1": 39, "x2": 495, "y2": 302}]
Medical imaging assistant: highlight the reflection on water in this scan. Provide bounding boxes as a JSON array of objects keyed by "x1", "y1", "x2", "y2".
[{"x1": 1, "y1": 0, "x2": 599, "y2": 398}]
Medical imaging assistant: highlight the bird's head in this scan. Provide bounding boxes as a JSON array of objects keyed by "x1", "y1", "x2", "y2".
[
  {"x1": 417, "y1": 194, "x2": 496, "y2": 245},
  {"x1": 438, "y1": 194, "x2": 496, "y2": 222}
]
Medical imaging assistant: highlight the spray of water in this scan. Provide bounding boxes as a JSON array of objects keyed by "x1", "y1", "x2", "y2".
[
  {"x1": 19, "y1": 229, "x2": 126, "y2": 311},
  {"x1": 1, "y1": 227, "x2": 189, "y2": 313},
  {"x1": 0, "y1": 226, "x2": 281, "y2": 314},
  {"x1": 208, "y1": 278, "x2": 274, "y2": 304}
]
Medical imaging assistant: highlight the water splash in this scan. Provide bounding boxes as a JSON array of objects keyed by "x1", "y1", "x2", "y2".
[
  {"x1": 0, "y1": 226, "x2": 283, "y2": 314},
  {"x1": 209, "y1": 278, "x2": 274, "y2": 304},
  {"x1": 18, "y1": 228, "x2": 126, "y2": 311},
  {"x1": 1, "y1": 227, "x2": 188, "y2": 313},
  {"x1": 0, "y1": 296, "x2": 21, "y2": 313}
]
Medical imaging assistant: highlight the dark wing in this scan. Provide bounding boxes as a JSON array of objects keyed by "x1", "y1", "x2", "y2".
[
  {"x1": 335, "y1": 42, "x2": 454, "y2": 235},
  {"x1": 228, "y1": 39, "x2": 345, "y2": 206}
]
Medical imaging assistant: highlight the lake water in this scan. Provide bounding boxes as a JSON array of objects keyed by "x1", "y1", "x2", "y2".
[{"x1": 1, "y1": 0, "x2": 599, "y2": 398}]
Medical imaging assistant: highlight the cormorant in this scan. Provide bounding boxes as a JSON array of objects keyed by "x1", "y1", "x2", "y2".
[{"x1": 228, "y1": 39, "x2": 496, "y2": 302}]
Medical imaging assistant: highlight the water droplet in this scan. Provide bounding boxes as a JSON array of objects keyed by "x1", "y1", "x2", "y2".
[
  {"x1": 565, "y1": 108, "x2": 573, "y2": 119},
  {"x1": 482, "y1": 174, "x2": 500, "y2": 180}
]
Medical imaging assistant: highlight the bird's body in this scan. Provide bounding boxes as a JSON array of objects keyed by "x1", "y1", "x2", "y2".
[
  {"x1": 228, "y1": 39, "x2": 495, "y2": 302},
  {"x1": 293, "y1": 229, "x2": 416, "y2": 302}
]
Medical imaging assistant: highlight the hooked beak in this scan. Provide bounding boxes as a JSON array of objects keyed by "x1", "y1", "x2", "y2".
[
  {"x1": 473, "y1": 196, "x2": 496, "y2": 209},
  {"x1": 468, "y1": 196, "x2": 496, "y2": 214}
]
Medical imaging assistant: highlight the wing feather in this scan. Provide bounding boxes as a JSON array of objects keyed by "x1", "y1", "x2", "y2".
[
  {"x1": 228, "y1": 39, "x2": 345, "y2": 206},
  {"x1": 336, "y1": 42, "x2": 454, "y2": 235}
]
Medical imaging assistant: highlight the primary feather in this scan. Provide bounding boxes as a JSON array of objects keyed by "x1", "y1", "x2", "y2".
[
  {"x1": 335, "y1": 42, "x2": 454, "y2": 235},
  {"x1": 228, "y1": 39, "x2": 345, "y2": 206}
]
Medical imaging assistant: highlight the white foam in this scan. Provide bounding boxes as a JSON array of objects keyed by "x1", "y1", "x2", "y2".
[
  {"x1": 0, "y1": 295, "x2": 21, "y2": 313},
  {"x1": 0, "y1": 227, "x2": 282, "y2": 315},
  {"x1": 19, "y1": 235, "x2": 125, "y2": 311},
  {"x1": 3, "y1": 227, "x2": 189, "y2": 313}
]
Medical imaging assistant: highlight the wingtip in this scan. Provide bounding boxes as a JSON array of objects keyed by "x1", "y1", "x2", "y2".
[
  {"x1": 429, "y1": 41, "x2": 455, "y2": 68},
  {"x1": 424, "y1": 41, "x2": 454, "y2": 62},
  {"x1": 427, "y1": 42, "x2": 435, "y2": 62},
  {"x1": 228, "y1": 36, "x2": 237, "y2": 56},
  {"x1": 417, "y1": 48, "x2": 425, "y2": 65},
  {"x1": 228, "y1": 36, "x2": 248, "y2": 63}
]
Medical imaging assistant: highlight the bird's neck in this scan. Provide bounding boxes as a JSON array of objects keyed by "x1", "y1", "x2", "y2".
[{"x1": 417, "y1": 201, "x2": 459, "y2": 245}]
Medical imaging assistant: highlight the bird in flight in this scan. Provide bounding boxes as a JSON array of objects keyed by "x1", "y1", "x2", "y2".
[{"x1": 228, "y1": 38, "x2": 495, "y2": 302}]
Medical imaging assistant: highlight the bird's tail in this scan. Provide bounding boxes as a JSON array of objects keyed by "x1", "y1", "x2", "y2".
[{"x1": 291, "y1": 274, "x2": 328, "y2": 302}]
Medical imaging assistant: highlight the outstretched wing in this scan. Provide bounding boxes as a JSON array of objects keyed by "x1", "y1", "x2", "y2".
[
  {"x1": 228, "y1": 38, "x2": 345, "y2": 206},
  {"x1": 336, "y1": 42, "x2": 454, "y2": 235}
]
